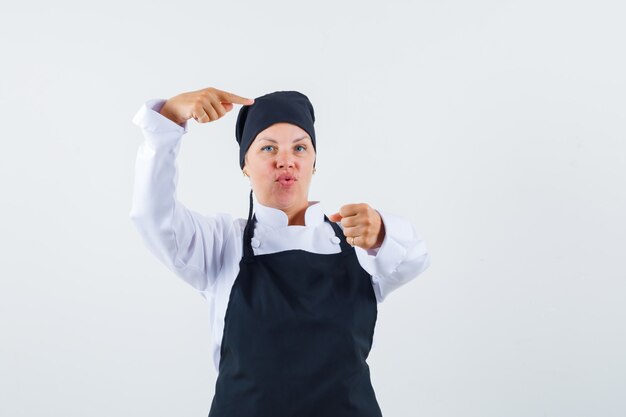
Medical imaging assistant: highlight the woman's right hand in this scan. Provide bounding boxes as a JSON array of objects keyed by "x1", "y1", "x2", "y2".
[{"x1": 159, "y1": 87, "x2": 255, "y2": 125}]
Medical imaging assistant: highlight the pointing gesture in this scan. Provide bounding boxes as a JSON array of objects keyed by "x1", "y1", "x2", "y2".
[
  {"x1": 328, "y1": 203, "x2": 386, "y2": 250},
  {"x1": 159, "y1": 87, "x2": 255, "y2": 125}
]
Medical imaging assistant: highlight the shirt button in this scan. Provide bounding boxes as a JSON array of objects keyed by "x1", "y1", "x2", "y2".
[
  {"x1": 330, "y1": 236, "x2": 341, "y2": 245},
  {"x1": 250, "y1": 238, "x2": 261, "y2": 248}
]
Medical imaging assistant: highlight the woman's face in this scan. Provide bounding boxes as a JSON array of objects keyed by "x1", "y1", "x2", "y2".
[{"x1": 243, "y1": 122, "x2": 316, "y2": 211}]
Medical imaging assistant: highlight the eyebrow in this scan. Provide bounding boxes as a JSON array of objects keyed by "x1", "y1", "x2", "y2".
[{"x1": 258, "y1": 136, "x2": 309, "y2": 143}]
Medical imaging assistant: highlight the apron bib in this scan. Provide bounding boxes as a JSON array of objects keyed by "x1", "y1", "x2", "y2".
[{"x1": 208, "y1": 213, "x2": 382, "y2": 417}]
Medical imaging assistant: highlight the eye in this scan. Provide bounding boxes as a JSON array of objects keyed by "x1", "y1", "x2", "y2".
[
  {"x1": 261, "y1": 145, "x2": 274, "y2": 152},
  {"x1": 295, "y1": 145, "x2": 306, "y2": 152}
]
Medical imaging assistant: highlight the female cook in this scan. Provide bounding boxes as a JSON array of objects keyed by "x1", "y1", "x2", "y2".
[{"x1": 130, "y1": 86, "x2": 431, "y2": 417}]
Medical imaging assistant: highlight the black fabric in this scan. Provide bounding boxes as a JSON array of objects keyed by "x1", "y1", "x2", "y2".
[
  {"x1": 207, "y1": 213, "x2": 382, "y2": 417},
  {"x1": 235, "y1": 90, "x2": 316, "y2": 170}
]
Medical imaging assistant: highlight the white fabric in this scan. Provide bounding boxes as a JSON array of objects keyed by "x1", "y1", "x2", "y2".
[{"x1": 129, "y1": 99, "x2": 432, "y2": 372}]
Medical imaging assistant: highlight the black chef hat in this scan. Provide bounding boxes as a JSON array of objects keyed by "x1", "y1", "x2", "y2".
[{"x1": 235, "y1": 90, "x2": 316, "y2": 170}]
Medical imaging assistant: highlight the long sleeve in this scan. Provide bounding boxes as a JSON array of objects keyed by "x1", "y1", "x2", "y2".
[
  {"x1": 129, "y1": 99, "x2": 233, "y2": 293},
  {"x1": 348, "y1": 210, "x2": 431, "y2": 303}
]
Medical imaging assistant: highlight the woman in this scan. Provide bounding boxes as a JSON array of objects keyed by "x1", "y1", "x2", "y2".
[{"x1": 130, "y1": 86, "x2": 431, "y2": 416}]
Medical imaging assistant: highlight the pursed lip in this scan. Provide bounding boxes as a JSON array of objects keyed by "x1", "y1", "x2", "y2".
[{"x1": 275, "y1": 174, "x2": 297, "y2": 181}]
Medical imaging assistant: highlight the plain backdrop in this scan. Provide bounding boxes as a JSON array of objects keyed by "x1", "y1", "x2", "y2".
[{"x1": 1, "y1": 1, "x2": 624, "y2": 416}]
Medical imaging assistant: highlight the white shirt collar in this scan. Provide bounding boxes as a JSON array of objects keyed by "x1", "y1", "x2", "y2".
[{"x1": 254, "y1": 198, "x2": 324, "y2": 228}]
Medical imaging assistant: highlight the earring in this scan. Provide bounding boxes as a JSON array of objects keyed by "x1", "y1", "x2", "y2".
[
  {"x1": 313, "y1": 167, "x2": 316, "y2": 175},
  {"x1": 242, "y1": 170, "x2": 248, "y2": 177}
]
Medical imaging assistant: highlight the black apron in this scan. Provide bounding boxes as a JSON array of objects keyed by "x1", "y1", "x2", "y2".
[{"x1": 208, "y1": 212, "x2": 383, "y2": 417}]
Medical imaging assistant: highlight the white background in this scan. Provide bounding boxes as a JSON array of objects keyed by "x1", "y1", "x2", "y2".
[{"x1": 1, "y1": 1, "x2": 625, "y2": 416}]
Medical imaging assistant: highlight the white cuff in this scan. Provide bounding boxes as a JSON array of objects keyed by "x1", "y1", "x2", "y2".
[
  {"x1": 354, "y1": 209, "x2": 408, "y2": 276},
  {"x1": 132, "y1": 98, "x2": 189, "y2": 134}
]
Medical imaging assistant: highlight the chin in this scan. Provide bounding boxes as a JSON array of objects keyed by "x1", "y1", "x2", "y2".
[{"x1": 273, "y1": 193, "x2": 304, "y2": 207}]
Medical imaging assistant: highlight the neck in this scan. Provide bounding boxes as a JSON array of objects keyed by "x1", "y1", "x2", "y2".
[{"x1": 285, "y1": 202, "x2": 311, "y2": 226}]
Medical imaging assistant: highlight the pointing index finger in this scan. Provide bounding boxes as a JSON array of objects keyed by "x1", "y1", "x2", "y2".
[
  {"x1": 219, "y1": 90, "x2": 255, "y2": 105},
  {"x1": 339, "y1": 204, "x2": 362, "y2": 217}
]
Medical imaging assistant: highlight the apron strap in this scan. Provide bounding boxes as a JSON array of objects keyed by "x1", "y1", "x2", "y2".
[
  {"x1": 241, "y1": 189, "x2": 256, "y2": 264},
  {"x1": 325, "y1": 214, "x2": 352, "y2": 256}
]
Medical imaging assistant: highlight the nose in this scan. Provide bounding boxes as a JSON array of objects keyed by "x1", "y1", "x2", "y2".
[{"x1": 276, "y1": 150, "x2": 295, "y2": 168}]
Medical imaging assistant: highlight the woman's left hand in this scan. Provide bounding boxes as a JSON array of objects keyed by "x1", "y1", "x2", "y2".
[{"x1": 329, "y1": 203, "x2": 385, "y2": 250}]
